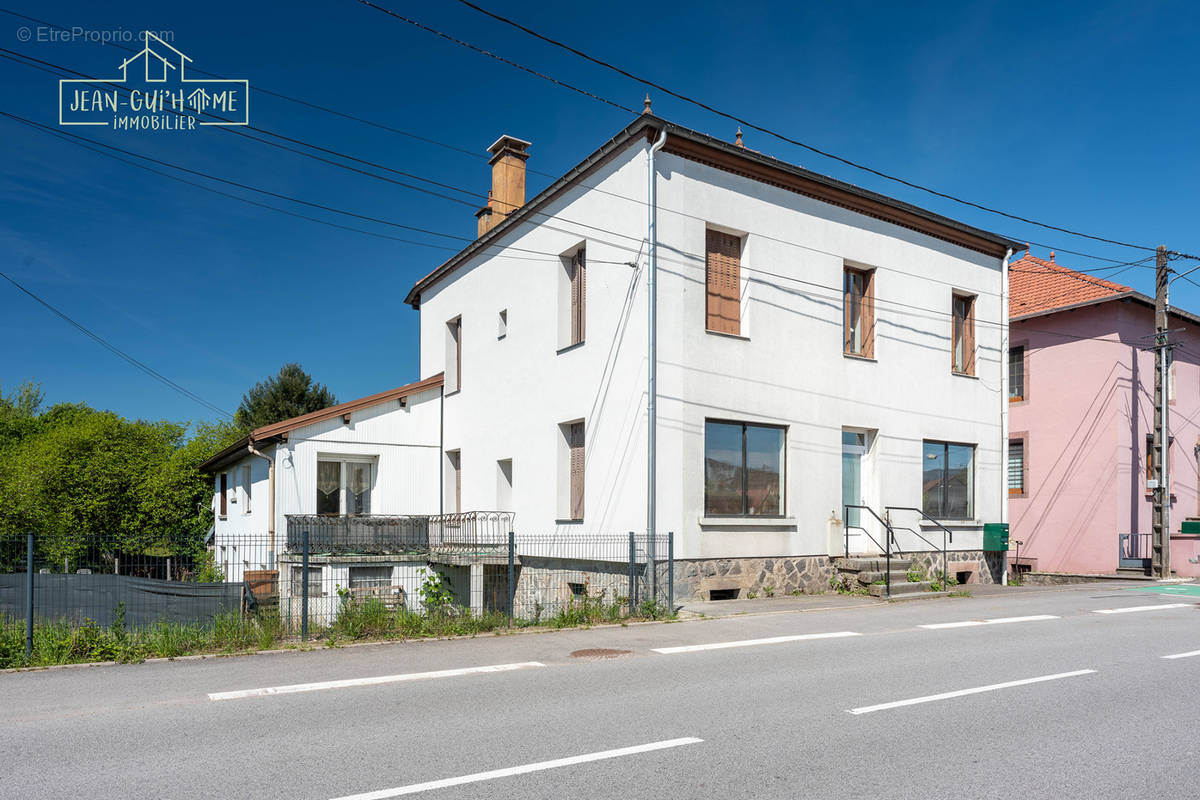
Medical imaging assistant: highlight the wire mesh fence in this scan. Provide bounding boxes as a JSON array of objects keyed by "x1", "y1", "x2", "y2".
[{"x1": 1, "y1": 521, "x2": 674, "y2": 666}]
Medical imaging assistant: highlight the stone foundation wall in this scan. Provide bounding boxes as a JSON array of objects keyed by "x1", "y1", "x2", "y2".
[
  {"x1": 907, "y1": 550, "x2": 1002, "y2": 585},
  {"x1": 667, "y1": 556, "x2": 836, "y2": 601}
]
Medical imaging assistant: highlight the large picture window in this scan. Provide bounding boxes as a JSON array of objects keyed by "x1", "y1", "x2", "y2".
[
  {"x1": 705, "y1": 420, "x2": 785, "y2": 516},
  {"x1": 922, "y1": 440, "x2": 974, "y2": 519},
  {"x1": 316, "y1": 458, "x2": 374, "y2": 515}
]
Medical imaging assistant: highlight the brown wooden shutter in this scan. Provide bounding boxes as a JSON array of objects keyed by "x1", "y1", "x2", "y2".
[
  {"x1": 219, "y1": 473, "x2": 227, "y2": 516},
  {"x1": 569, "y1": 422, "x2": 585, "y2": 520},
  {"x1": 862, "y1": 270, "x2": 876, "y2": 358},
  {"x1": 454, "y1": 453, "x2": 461, "y2": 514},
  {"x1": 455, "y1": 319, "x2": 462, "y2": 390},
  {"x1": 571, "y1": 250, "x2": 586, "y2": 345},
  {"x1": 706, "y1": 230, "x2": 740, "y2": 335},
  {"x1": 963, "y1": 295, "x2": 976, "y2": 375}
]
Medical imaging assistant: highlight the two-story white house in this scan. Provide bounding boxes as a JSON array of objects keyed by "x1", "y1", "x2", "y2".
[
  {"x1": 404, "y1": 112, "x2": 1021, "y2": 600},
  {"x1": 199, "y1": 374, "x2": 445, "y2": 616}
]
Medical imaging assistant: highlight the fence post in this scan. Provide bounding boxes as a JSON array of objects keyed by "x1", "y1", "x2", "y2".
[
  {"x1": 668, "y1": 531, "x2": 674, "y2": 612},
  {"x1": 301, "y1": 529, "x2": 310, "y2": 642},
  {"x1": 507, "y1": 530, "x2": 515, "y2": 628},
  {"x1": 25, "y1": 532, "x2": 34, "y2": 664},
  {"x1": 628, "y1": 531, "x2": 636, "y2": 613}
]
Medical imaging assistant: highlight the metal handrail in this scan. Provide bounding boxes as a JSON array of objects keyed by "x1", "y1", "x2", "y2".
[
  {"x1": 885, "y1": 507, "x2": 954, "y2": 590},
  {"x1": 844, "y1": 504, "x2": 895, "y2": 599}
]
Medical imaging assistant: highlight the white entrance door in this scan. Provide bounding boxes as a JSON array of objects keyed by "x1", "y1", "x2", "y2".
[{"x1": 842, "y1": 430, "x2": 872, "y2": 553}]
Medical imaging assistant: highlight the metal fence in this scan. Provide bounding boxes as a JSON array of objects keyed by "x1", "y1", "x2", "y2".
[{"x1": 3, "y1": 524, "x2": 675, "y2": 659}]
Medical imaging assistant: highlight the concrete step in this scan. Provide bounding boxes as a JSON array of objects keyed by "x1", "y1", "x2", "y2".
[
  {"x1": 870, "y1": 580, "x2": 933, "y2": 597},
  {"x1": 835, "y1": 557, "x2": 912, "y2": 573},
  {"x1": 855, "y1": 570, "x2": 912, "y2": 585}
]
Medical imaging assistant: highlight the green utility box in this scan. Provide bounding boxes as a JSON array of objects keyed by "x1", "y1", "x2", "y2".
[{"x1": 983, "y1": 522, "x2": 1010, "y2": 552}]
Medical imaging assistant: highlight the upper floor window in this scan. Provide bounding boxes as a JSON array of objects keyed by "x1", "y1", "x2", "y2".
[
  {"x1": 1008, "y1": 346, "x2": 1025, "y2": 400},
  {"x1": 558, "y1": 245, "x2": 586, "y2": 350},
  {"x1": 317, "y1": 458, "x2": 373, "y2": 515},
  {"x1": 704, "y1": 420, "x2": 785, "y2": 517},
  {"x1": 705, "y1": 229, "x2": 741, "y2": 335},
  {"x1": 922, "y1": 440, "x2": 974, "y2": 519},
  {"x1": 445, "y1": 317, "x2": 462, "y2": 392},
  {"x1": 844, "y1": 267, "x2": 875, "y2": 357},
  {"x1": 952, "y1": 294, "x2": 976, "y2": 375},
  {"x1": 219, "y1": 472, "x2": 228, "y2": 517}
]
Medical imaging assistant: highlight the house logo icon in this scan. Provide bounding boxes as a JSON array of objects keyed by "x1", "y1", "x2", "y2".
[{"x1": 59, "y1": 32, "x2": 249, "y2": 132}]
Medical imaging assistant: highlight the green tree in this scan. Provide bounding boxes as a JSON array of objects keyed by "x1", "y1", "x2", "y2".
[{"x1": 234, "y1": 363, "x2": 336, "y2": 432}]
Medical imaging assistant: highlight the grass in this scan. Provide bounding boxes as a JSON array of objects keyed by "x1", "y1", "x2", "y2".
[{"x1": 0, "y1": 593, "x2": 678, "y2": 669}]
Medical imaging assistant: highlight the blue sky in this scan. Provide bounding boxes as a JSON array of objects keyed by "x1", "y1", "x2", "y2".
[{"x1": 2, "y1": 0, "x2": 1199, "y2": 426}]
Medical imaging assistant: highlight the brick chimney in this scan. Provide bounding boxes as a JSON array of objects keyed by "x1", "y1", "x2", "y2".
[{"x1": 476, "y1": 135, "x2": 531, "y2": 237}]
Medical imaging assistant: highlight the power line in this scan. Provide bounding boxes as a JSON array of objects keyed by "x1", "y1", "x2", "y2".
[
  {"x1": 442, "y1": 0, "x2": 1175, "y2": 255},
  {"x1": 1, "y1": 45, "x2": 1156, "y2": 279},
  {"x1": 0, "y1": 268, "x2": 232, "y2": 418}
]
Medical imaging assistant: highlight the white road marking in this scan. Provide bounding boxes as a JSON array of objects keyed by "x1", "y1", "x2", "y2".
[
  {"x1": 1162, "y1": 649, "x2": 1200, "y2": 660},
  {"x1": 847, "y1": 670, "x2": 1096, "y2": 715},
  {"x1": 328, "y1": 737, "x2": 704, "y2": 799},
  {"x1": 1092, "y1": 603, "x2": 1192, "y2": 615},
  {"x1": 920, "y1": 614, "x2": 1059, "y2": 630},
  {"x1": 208, "y1": 661, "x2": 545, "y2": 701},
  {"x1": 651, "y1": 631, "x2": 860, "y2": 654}
]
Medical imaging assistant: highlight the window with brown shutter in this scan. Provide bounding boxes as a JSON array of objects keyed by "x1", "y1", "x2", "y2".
[
  {"x1": 706, "y1": 229, "x2": 741, "y2": 335},
  {"x1": 570, "y1": 249, "x2": 586, "y2": 345},
  {"x1": 843, "y1": 267, "x2": 875, "y2": 357},
  {"x1": 219, "y1": 473, "x2": 228, "y2": 517},
  {"x1": 569, "y1": 422, "x2": 584, "y2": 520},
  {"x1": 952, "y1": 294, "x2": 976, "y2": 375}
]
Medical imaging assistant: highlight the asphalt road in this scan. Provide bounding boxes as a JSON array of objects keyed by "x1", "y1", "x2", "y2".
[{"x1": 2, "y1": 582, "x2": 1198, "y2": 799}]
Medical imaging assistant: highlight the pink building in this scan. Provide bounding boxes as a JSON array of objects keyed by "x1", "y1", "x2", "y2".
[{"x1": 1008, "y1": 252, "x2": 1200, "y2": 577}]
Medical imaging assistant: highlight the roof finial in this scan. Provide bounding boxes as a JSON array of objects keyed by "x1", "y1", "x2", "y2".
[
  {"x1": 735, "y1": 126, "x2": 744, "y2": 148},
  {"x1": 1049, "y1": 250, "x2": 1055, "y2": 263},
  {"x1": 643, "y1": 93, "x2": 652, "y2": 115},
  {"x1": 1024, "y1": 243, "x2": 1030, "y2": 257}
]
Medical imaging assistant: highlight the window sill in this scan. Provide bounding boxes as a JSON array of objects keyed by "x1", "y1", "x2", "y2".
[
  {"x1": 554, "y1": 518, "x2": 584, "y2": 525},
  {"x1": 497, "y1": 334, "x2": 506, "y2": 341},
  {"x1": 951, "y1": 370, "x2": 978, "y2": 380},
  {"x1": 699, "y1": 517, "x2": 797, "y2": 529},
  {"x1": 705, "y1": 329, "x2": 750, "y2": 342},
  {"x1": 843, "y1": 352, "x2": 876, "y2": 363},
  {"x1": 919, "y1": 520, "x2": 983, "y2": 529},
  {"x1": 444, "y1": 389, "x2": 461, "y2": 398},
  {"x1": 556, "y1": 341, "x2": 585, "y2": 355}
]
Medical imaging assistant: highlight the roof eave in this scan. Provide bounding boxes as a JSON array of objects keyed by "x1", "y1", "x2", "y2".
[{"x1": 404, "y1": 116, "x2": 1021, "y2": 308}]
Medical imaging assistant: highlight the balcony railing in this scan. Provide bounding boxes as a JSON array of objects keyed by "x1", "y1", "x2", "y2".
[
  {"x1": 428, "y1": 512, "x2": 515, "y2": 551},
  {"x1": 284, "y1": 515, "x2": 429, "y2": 555}
]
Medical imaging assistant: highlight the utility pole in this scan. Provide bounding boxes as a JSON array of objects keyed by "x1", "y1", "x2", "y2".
[{"x1": 1152, "y1": 245, "x2": 1171, "y2": 578}]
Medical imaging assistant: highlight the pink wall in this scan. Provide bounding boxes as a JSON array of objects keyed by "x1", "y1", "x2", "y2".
[{"x1": 1010, "y1": 300, "x2": 1200, "y2": 574}]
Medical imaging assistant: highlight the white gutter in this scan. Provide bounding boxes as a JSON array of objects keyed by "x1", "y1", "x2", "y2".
[
  {"x1": 247, "y1": 441, "x2": 276, "y2": 569},
  {"x1": 647, "y1": 125, "x2": 667, "y2": 595},
  {"x1": 1000, "y1": 247, "x2": 1012, "y2": 587}
]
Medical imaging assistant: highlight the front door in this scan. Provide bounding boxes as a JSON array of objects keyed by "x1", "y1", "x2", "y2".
[{"x1": 842, "y1": 431, "x2": 867, "y2": 530}]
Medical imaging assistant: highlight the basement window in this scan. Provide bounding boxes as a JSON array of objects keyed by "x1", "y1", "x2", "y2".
[
  {"x1": 567, "y1": 582, "x2": 586, "y2": 599},
  {"x1": 709, "y1": 588, "x2": 739, "y2": 601}
]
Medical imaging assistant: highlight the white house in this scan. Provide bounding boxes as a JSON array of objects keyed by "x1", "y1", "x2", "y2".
[
  {"x1": 404, "y1": 113, "x2": 1022, "y2": 599},
  {"x1": 200, "y1": 374, "x2": 445, "y2": 617}
]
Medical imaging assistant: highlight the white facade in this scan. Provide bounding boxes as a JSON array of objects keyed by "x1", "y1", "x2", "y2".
[
  {"x1": 414, "y1": 120, "x2": 1013, "y2": 562},
  {"x1": 209, "y1": 383, "x2": 442, "y2": 581}
]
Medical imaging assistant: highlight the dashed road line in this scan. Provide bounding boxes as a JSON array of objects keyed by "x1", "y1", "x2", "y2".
[
  {"x1": 1161, "y1": 649, "x2": 1200, "y2": 660},
  {"x1": 847, "y1": 670, "x2": 1097, "y2": 715},
  {"x1": 651, "y1": 631, "x2": 860, "y2": 654},
  {"x1": 208, "y1": 661, "x2": 545, "y2": 701},
  {"x1": 1092, "y1": 603, "x2": 1193, "y2": 615},
  {"x1": 920, "y1": 614, "x2": 1059, "y2": 630},
  {"x1": 328, "y1": 737, "x2": 705, "y2": 799}
]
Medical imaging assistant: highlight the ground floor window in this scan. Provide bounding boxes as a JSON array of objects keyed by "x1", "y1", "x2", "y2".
[
  {"x1": 1008, "y1": 439, "x2": 1025, "y2": 495},
  {"x1": 922, "y1": 440, "x2": 974, "y2": 519},
  {"x1": 705, "y1": 420, "x2": 785, "y2": 516},
  {"x1": 290, "y1": 565, "x2": 323, "y2": 597},
  {"x1": 317, "y1": 458, "x2": 374, "y2": 515}
]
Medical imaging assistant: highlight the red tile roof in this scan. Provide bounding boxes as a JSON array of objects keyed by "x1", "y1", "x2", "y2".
[{"x1": 1008, "y1": 252, "x2": 1132, "y2": 318}]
